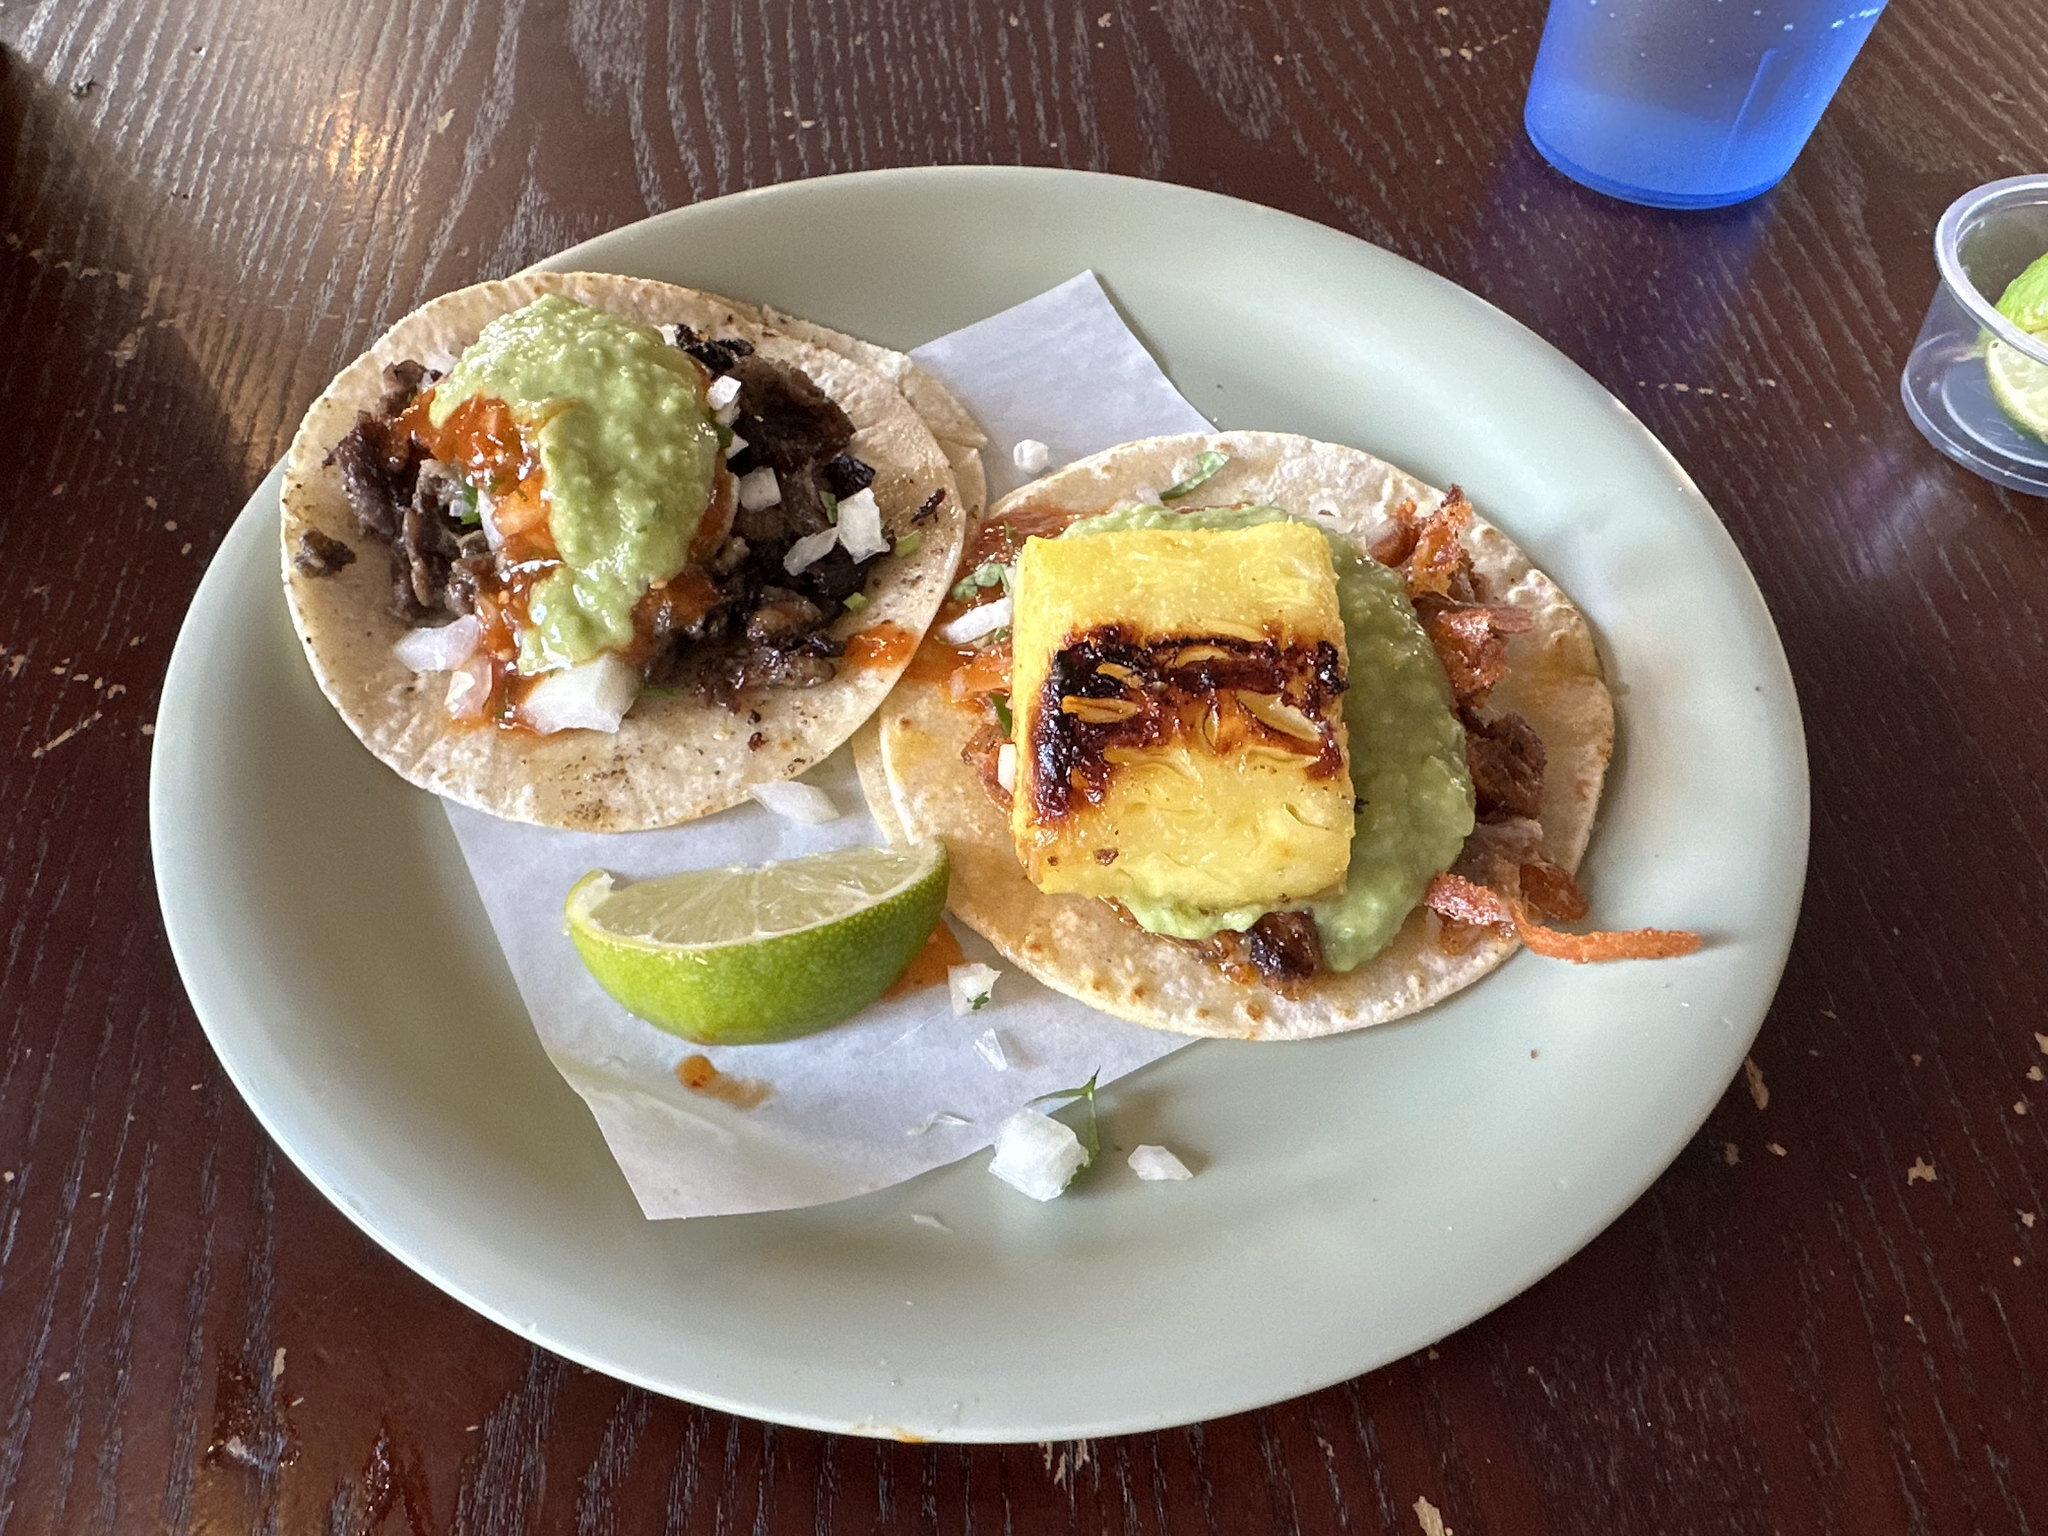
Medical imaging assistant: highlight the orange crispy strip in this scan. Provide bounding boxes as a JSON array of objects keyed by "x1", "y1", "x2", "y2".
[
  {"x1": 1423, "y1": 873, "x2": 1701, "y2": 964},
  {"x1": 1509, "y1": 900, "x2": 1703, "y2": 964}
]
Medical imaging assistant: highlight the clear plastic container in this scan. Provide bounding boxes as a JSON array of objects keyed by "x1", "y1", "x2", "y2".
[
  {"x1": 1901, "y1": 175, "x2": 2048, "y2": 497},
  {"x1": 1523, "y1": 0, "x2": 1887, "y2": 210}
]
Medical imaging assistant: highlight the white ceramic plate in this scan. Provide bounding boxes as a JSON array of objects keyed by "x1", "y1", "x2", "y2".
[{"x1": 152, "y1": 168, "x2": 1807, "y2": 1441}]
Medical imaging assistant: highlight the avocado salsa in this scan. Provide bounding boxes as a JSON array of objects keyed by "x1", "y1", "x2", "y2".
[
  {"x1": 1056, "y1": 504, "x2": 1476, "y2": 972},
  {"x1": 428, "y1": 294, "x2": 721, "y2": 673}
]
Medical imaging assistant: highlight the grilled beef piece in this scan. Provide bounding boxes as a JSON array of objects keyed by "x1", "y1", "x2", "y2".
[
  {"x1": 795, "y1": 545, "x2": 871, "y2": 604},
  {"x1": 1462, "y1": 706, "x2": 1547, "y2": 821},
  {"x1": 730, "y1": 354, "x2": 855, "y2": 472},
  {"x1": 328, "y1": 415, "x2": 413, "y2": 544},
  {"x1": 822, "y1": 453, "x2": 875, "y2": 498},
  {"x1": 744, "y1": 589, "x2": 827, "y2": 646},
  {"x1": 377, "y1": 358, "x2": 435, "y2": 417},
  {"x1": 695, "y1": 635, "x2": 843, "y2": 705},
  {"x1": 669, "y1": 324, "x2": 754, "y2": 376},
  {"x1": 292, "y1": 528, "x2": 356, "y2": 578},
  {"x1": 1244, "y1": 910, "x2": 1323, "y2": 990}
]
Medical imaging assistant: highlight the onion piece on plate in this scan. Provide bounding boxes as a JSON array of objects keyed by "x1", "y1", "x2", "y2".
[
  {"x1": 988, "y1": 1110, "x2": 1085, "y2": 1201},
  {"x1": 1128, "y1": 1145, "x2": 1194, "y2": 1182}
]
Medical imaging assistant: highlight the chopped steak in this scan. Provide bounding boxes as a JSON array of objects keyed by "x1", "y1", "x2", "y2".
[
  {"x1": 695, "y1": 636, "x2": 842, "y2": 704},
  {"x1": 377, "y1": 358, "x2": 437, "y2": 417},
  {"x1": 729, "y1": 354, "x2": 855, "y2": 471},
  {"x1": 1462, "y1": 706, "x2": 1546, "y2": 821},
  {"x1": 327, "y1": 415, "x2": 412, "y2": 545},
  {"x1": 822, "y1": 453, "x2": 875, "y2": 498},
  {"x1": 668, "y1": 323, "x2": 753, "y2": 376},
  {"x1": 744, "y1": 589, "x2": 827, "y2": 646},
  {"x1": 292, "y1": 527, "x2": 356, "y2": 577}
]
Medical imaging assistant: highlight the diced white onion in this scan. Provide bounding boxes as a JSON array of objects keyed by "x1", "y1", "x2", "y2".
[
  {"x1": 939, "y1": 595, "x2": 1012, "y2": 645},
  {"x1": 749, "y1": 779, "x2": 839, "y2": 824},
  {"x1": 782, "y1": 527, "x2": 840, "y2": 575},
  {"x1": 973, "y1": 1027, "x2": 1009, "y2": 1070},
  {"x1": 656, "y1": 324, "x2": 683, "y2": 347},
  {"x1": 477, "y1": 489, "x2": 504, "y2": 551},
  {"x1": 716, "y1": 401, "x2": 740, "y2": 428},
  {"x1": 443, "y1": 652, "x2": 494, "y2": 720},
  {"x1": 951, "y1": 963, "x2": 1000, "y2": 1018},
  {"x1": 988, "y1": 1110, "x2": 1085, "y2": 1201},
  {"x1": 393, "y1": 614, "x2": 482, "y2": 673},
  {"x1": 723, "y1": 432, "x2": 749, "y2": 460},
  {"x1": 1129, "y1": 1145, "x2": 1194, "y2": 1182},
  {"x1": 995, "y1": 742, "x2": 1017, "y2": 793},
  {"x1": 738, "y1": 467, "x2": 782, "y2": 512},
  {"x1": 517, "y1": 653, "x2": 641, "y2": 734},
  {"x1": 705, "y1": 374, "x2": 742, "y2": 410},
  {"x1": 1012, "y1": 438, "x2": 1050, "y2": 474},
  {"x1": 836, "y1": 488, "x2": 888, "y2": 561},
  {"x1": 424, "y1": 348, "x2": 461, "y2": 376}
]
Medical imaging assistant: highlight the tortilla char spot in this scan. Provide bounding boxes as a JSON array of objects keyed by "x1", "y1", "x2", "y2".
[
  {"x1": 1244, "y1": 1003, "x2": 1267, "y2": 1023},
  {"x1": 1129, "y1": 984, "x2": 1148, "y2": 1001}
]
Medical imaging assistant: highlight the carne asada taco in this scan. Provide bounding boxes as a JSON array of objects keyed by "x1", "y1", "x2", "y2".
[
  {"x1": 282, "y1": 271, "x2": 979, "y2": 832},
  {"x1": 858, "y1": 431, "x2": 1697, "y2": 1041}
]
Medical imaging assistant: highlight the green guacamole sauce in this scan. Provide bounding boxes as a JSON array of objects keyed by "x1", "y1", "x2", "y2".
[
  {"x1": 1056, "y1": 504, "x2": 1475, "y2": 972},
  {"x1": 431, "y1": 294, "x2": 720, "y2": 672}
]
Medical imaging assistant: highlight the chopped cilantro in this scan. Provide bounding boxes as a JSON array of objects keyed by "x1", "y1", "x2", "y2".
[
  {"x1": 1031, "y1": 1070, "x2": 1102, "y2": 1167},
  {"x1": 895, "y1": 531, "x2": 923, "y2": 559},
  {"x1": 990, "y1": 691, "x2": 1012, "y2": 733},
  {"x1": 950, "y1": 562, "x2": 1008, "y2": 601},
  {"x1": 823, "y1": 490, "x2": 839, "y2": 524}
]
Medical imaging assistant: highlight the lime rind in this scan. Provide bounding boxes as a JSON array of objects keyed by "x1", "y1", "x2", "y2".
[
  {"x1": 1994, "y1": 251, "x2": 2048, "y2": 334},
  {"x1": 1986, "y1": 337, "x2": 2048, "y2": 445},
  {"x1": 565, "y1": 843, "x2": 950, "y2": 1045}
]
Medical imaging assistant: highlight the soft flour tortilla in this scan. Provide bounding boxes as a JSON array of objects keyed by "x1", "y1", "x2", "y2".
[
  {"x1": 282, "y1": 272, "x2": 976, "y2": 831},
  {"x1": 858, "y1": 430, "x2": 1613, "y2": 1041}
]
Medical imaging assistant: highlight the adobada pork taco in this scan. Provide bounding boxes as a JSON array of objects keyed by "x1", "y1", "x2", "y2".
[
  {"x1": 859, "y1": 431, "x2": 1696, "y2": 1041},
  {"x1": 282, "y1": 271, "x2": 981, "y2": 831}
]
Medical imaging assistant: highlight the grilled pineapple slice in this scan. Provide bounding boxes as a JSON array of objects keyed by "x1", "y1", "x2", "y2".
[{"x1": 1009, "y1": 521, "x2": 1353, "y2": 913}]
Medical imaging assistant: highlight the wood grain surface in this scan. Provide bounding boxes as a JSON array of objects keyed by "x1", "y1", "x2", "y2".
[{"x1": 3, "y1": 0, "x2": 2046, "y2": 1530}]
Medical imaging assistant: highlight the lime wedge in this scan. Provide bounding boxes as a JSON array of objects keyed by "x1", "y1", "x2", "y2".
[
  {"x1": 566, "y1": 842, "x2": 950, "y2": 1045},
  {"x1": 1986, "y1": 337, "x2": 2048, "y2": 444},
  {"x1": 1995, "y1": 251, "x2": 2048, "y2": 334}
]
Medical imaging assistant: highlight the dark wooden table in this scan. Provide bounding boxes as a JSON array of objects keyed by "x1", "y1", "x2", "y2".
[{"x1": 5, "y1": 0, "x2": 2045, "y2": 1530}]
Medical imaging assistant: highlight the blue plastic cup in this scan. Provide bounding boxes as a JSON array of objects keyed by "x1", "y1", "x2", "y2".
[{"x1": 1524, "y1": 0, "x2": 1888, "y2": 210}]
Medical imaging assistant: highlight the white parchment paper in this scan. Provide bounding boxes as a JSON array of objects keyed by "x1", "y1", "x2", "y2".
[{"x1": 445, "y1": 272, "x2": 1215, "y2": 1218}]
